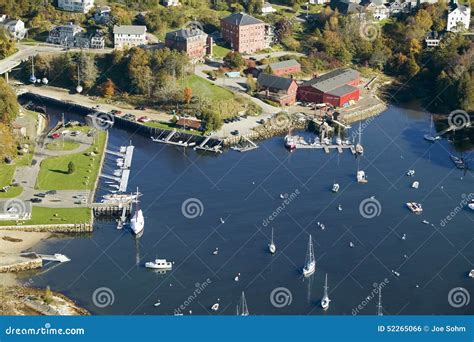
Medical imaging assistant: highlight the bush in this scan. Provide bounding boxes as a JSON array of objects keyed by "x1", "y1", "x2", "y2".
[{"x1": 67, "y1": 161, "x2": 75, "y2": 174}]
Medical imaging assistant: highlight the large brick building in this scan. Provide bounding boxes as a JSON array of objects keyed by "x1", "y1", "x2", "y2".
[
  {"x1": 165, "y1": 28, "x2": 212, "y2": 62},
  {"x1": 220, "y1": 13, "x2": 265, "y2": 54},
  {"x1": 297, "y1": 68, "x2": 360, "y2": 107}
]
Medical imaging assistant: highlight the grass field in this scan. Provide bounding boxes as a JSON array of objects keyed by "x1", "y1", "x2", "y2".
[
  {"x1": 144, "y1": 121, "x2": 204, "y2": 136},
  {"x1": 36, "y1": 131, "x2": 107, "y2": 190},
  {"x1": 46, "y1": 140, "x2": 81, "y2": 151},
  {"x1": 0, "y1": 186, "x2": 23, "y2": 199},
  {"x1": 180, "y1": 75, "x2": 235, "y2": 101},
  {"x1": 0, "y1": 207, "x2": 91, "y2": 226},
  {"x1": 213, "y1": 44, "x2": 231, "y2": 59}
]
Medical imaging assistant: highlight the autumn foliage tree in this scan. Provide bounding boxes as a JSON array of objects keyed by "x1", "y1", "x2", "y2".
[
  {"x1": 183, "y1": 86, "x2": 192, "y2": 104},
  {"x1": 101, "y1": 79, "x2": 116, "y2": 98}
]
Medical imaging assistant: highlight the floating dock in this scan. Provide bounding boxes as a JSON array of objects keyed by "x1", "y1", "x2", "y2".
[
  {"x1": 294, "y1": 142, "x2": 356, "y2": 154},
  {"x1": 231, "y1": 136, "x2": 259, "y2": 152},
  {"x1": 151, "y1": 130, "x2": 196, "y2": 147},
  {"x1": 100, "y1": 143, "x2": 134, "y2": 193},
  {"x1": 194, "y1": 136, "x2": 223, "y2": 154}
]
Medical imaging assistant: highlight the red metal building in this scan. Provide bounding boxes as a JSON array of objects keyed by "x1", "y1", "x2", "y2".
[{"x1": 297, "y1": 68, "x2": 360, "y2": 107}]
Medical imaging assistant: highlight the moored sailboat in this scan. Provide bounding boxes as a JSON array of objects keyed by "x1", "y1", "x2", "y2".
[
  {"x1": 130, "y1": 187, "x2": 144, "y2": 237},
  {"x1": 302, "y1": 234, "x2": 316, "y2": 277},
  {"x1": 269, "y1": 228, "x2": 276, "y2": 254},
  {"x1": 236, "y1": 291, "x2": 249, "y2": 316},
  {"x1": 321, "y1": 273, "x2": 331, "y2": 310}
]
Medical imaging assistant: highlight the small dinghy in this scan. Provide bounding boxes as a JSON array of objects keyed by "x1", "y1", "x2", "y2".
[
  {"x1": 212, "y1": 248, "x2": 219, "y2": 255},
  {"x1": 234, "y1": 273, "x2": 240, "y2": 282},
  {"x1": 154, "y1": 300, "x2": 161, "y2": 307},
  {"x1": 349, "y1": 242, "x2": 354, "y2": 248}
]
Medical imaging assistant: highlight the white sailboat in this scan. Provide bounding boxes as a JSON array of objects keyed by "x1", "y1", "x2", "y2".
[
  {"x1": 236, "y1": 291, "x2": 249, "y2": 316},
  {"x1": 321, "y1": 273, "x2": 331, "y2": 310},
  {"x1": 424, "y1": 115, "x2": 440, "y2": 142},
  {"x1": 376, "y1": 286, "x2": 383, "y2": 316},
  {"x1": 269, "y1": 227, "x2": 276, "y2": 254},
  {"x1": 130, "y1": 187, "x2": 144, "y2": 236},
  {"x1": 355, "y1": 121, "x2": 364, "y2": 155},
  {"x1": 302, "y1": 234, "x2": 316, "y2": 277}
]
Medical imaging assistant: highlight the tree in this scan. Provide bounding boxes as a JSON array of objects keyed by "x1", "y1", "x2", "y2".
[
  {"x1": 246, "y1": 75, "x2": 257, "y2": 94},
  {"x1": 101, "y1": 79, "x2": 116, "y2": 98},
  {"x1": 0, "y1": 29, "x2": 16, "y2": 59},
  {"x1": 44, "y1": 286, "x2": 53, "y2": 304},
  {"x1": 183, "y1": 86, "x2": 193, "y2": 104},
  {"x1": 0, "y1": 78, "x2": 19, "y2": 124},
  {"x1": 74, "y1": 52, "x2": 98, "y2": 91},
  {"x1": 201, "y1": 108, "x2": 223, "y2": 132},
  {"x1": 68, "y1": 161, "x2": 75, "y2": 174},
  {"x1": 223, "y1": 51, "x2": 245, "y2": 70}
]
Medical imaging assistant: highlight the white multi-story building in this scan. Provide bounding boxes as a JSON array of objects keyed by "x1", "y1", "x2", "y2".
[
  {"x1": 0, "y1": 16, "x2": 27, "y2": 40},
  {"x1": 113, "y1": 25, "x2": 147, "y2": 49},
  {"x1": 57, "y1": 0, "x2": 95, "y2": 13},
  {"x1": 47, "y1": 23, "x2": 84, "y2": 46},
  {"x1": 162, "y1": 0, "x2": 179, "y2": 6},
  {"x1": 447, "y1": 0, "x2": 471, "y2": 32}
]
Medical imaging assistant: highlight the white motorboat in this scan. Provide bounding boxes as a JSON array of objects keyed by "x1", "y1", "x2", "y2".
[
  {"x1": 406, "y1": 202, "x2": 423, "y2": 214},
  {"x1": 284, "y1": 135, "x2": 296, "y2": 150},
  {"x1": 269, "y1": 227, "x2": 276, "y2": 254},
  {"x1": 220, "y1": 217, "x2": 225, "y2": 224},
  {"x1": 154, "y1": 300, "x2": 161, "y2": 307},
  {"x1": 422, "y1": 220, "x2": 430, "y2": 224},
  {"x1": 469, "y1": 270, "x2": 474, "y2": 278},
  {"x1": 357, "y1": 170, "x2": 368, "y2": 183},
  {"x1": 323, "y1": 137, "x2": 331, "y2": 145},
  {"x1": 412, "y1": 181, "x2": 419, "y2": 189},
  {"x1": 321, "y1": 273, "x2": 331, "y2": 310},
  {"x1": 236, "y1": 291, "x2": 249, "y2": 316},
  {"x1": 234, "y1": 273, "x2": 240, "y2": 282},
  {"x1": 468, "y1": 200, "x2": 474, "y2": 211},
  {"x1": 332, "y1": 183, "x2": 340, "y2": 193},
  {"x1": 401, "y1": 233, "x2": 406, "y2": 240},
  {"x1": 349, "y1": 242, "x2": 354, "y2": 248},
  {"x1": 211, "y1": 301, "x2": 220, "y2": 311},
  {"x1": 302, "y1": 234, "x2": 316, "y2": 277},
  {"x1": 338, "y1": 204, "x2": 343, "y2": 211},
  {"x1": 131, "y1": 188, "x2": 144, "y2": 236},
  {"x1": 279, "y1": 193, "x2": 285, "y2": 199},
  {"x1": 392, "y1": 270, "x2": 400, "y2": 277},
  {"x1": 145, "y1": 258, "x2": 172, "y2": 270},
  {"x1": 406, "y1": 169, "x2": 415, "y2": 177}
]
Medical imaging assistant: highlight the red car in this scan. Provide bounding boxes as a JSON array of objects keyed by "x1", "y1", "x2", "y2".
[
  {"x1": 50, "y1": 133, "x2": 61, "y2": 139},
  {"x1": 138, "y1": 116, "x2": 150, "y2": 123}
]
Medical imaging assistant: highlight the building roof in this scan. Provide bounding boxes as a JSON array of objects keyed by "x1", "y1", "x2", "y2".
[
  {"x1": 300, "y1": 68, "x2": 359, "y2": 93},
  {"x1": 268, "y1": 59, "x2": 301, "y2": 70},
  {"x1": 330, "y1": 0, "x2": 363, "y2": 14},
  {"x1": 326, "y1": 84, "x2": 358, "y2": 97},
  {"x1": 221, "y1": 13, "x2": 264, "y2": 26},
  {"x1": 175, "y1": 118, "x2": 202, "y2": 130},
  {"x1": 165, "y1": 28, "x2": 206, "y2": 42},
  {"x1": 113, "y1": 25, "x2": 147, "y2": 35},
  {"x1": 257, "y1": 73, "x2": 295, "y2": 91}
]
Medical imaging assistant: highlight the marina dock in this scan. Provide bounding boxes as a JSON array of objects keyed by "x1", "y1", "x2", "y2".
[
  {"x1": 151, "y1": 130, "x2": 197, "y2": 147},
  {"x1": 194, "y1": 136, "x2": 223, "y2": 153},
  {"x1": 100, "y1": 143, "x2": 134, "y2": 193},
  {"x1": 294, "y1": 142, "x2": 356, "y2": 154}
]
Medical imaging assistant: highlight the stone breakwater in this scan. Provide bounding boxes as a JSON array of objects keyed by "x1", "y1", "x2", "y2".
[
  {"x1": 0, "y1": 256, "x2": 42, "y2": 273},
  {"x1": 340, "y1": 102, "x2": 388, "y2": 124},
  {"x1": 0, "y1": 223, "x2": 93, "y2": 233}
]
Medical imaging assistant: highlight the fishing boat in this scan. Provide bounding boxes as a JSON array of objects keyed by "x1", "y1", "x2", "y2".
[
  {"x1": 302, "y1": 234, "x2": 316, "y2": 277},
  {"x1": 236, "y1": 291, "x2": 249, "y2": 316},
  {"x1": 412, "y1": 181, "x2": 419, "y2": 189},
  {"x1": 450, "y1": 155, "x2": 466, "y2": 169},
  {"x1": 269, "y1": 227, "x2": 276, "y2": 254},
  {"x1": 284, "y1": 134, "x2": 296, "y2": 150},
  {"x1": 406, "y1": 202, "x2": 423, "y2": 214},
  {"x1": 332, "y1": 183, "x2": 340, "y2": 193},
  {"x1": 130, "y1": 188, "x2": 144, "y2": 236},
  {"x1": 424, "y1": 115, "x2": 440, "y2": 142},
  {"x1": 320, "y1": 273, "x2": 331, "y2": 310},
  {"x1": 357, "y1": 170, "x2": 368, "y2": 183},
  {"x1": 145, "y1": 258, "x2": 172, "y2": 270}
]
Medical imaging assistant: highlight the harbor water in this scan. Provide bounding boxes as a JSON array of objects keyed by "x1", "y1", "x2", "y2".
[{"x1": 21, "y1": 102, "x2": 473, "y2": 315}]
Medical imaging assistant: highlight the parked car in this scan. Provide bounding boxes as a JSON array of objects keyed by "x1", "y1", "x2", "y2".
[
  {"x1": 50, "y1": 133, "x2": 61, "y2": 139},
  {"x1": 209, "y1": 75, "x2": 217, "y2": 81},
  {"x1": 231, "y1": 130, "x2": 239, "y2": 136},
  {"x1": 135, "y1": 105, "x2": 146, "y2": 110},
  {"x1": 34, "y1": 193, "x2": 46, "y2": 198},
  {"x1": 46, "y1": 190, "x2": 57, "y2": 195},
  {"x1": 138, "y1": 116, "x2": 150, "y2": 123},
  {"x1": 30, "y1": 198, "x2": 42, "y2": 203},
  {"x1": 110, "y1": 109, "x2": 123, "y2": 116}
]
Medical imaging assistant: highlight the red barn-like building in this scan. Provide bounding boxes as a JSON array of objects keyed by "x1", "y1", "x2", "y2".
[{"x1": 297, "y1": 68, "x2": 360, "y2": 107}]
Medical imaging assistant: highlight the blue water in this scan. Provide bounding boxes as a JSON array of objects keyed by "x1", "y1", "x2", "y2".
[{"x1": 20, "y1": 104, "x2": 474, "y2": 315}]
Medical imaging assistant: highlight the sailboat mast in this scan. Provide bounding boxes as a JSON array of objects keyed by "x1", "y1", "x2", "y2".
[
  {"x1": 271, "y1": 228, "x2": 274, "y2": 244},
  {"x1": 377, "y1": 286, "x2": 383, "y2": 316},
  {"x1": 324, "y1": 273, "x2": 328, "y2": 297}
]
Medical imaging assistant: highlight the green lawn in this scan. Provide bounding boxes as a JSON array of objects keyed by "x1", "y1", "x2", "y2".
[
  {"x1": 213, "y1": 44, "x2": 231, "y2": 59},
  {"x1": 46, "y1": 140, "x2": 81, "y2": 151},
  {"x1": 180, "y1": 75, "x2": 234, "y2": 101},
  {"x1": 144, "y1": 121, "x2": 204, "y2": 136},
  {"x1": 0, "y1": 165, "x2": 15, "y2": 188},
  {"x1": 36, "y1": 131, "x2": 107, "y2": 190},
  {"x1": 0, "y1": 186, "x2": 23, "y2": 199},
  {"x1": 0, "y1": 207, "x2": 91, "y2": 226}
]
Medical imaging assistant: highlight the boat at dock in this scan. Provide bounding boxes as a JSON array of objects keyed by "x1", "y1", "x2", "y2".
[
  {"x1": 406, "y1": 202, "x2": 423, "y2": 214},
  {"x1": 302, "y1": 234, "x2": 316, "y2": 277},
  {"x1": 357, "y1": 170, "x2": 368, "y2": 183},
  {"x1": 321, "y1": 273, "x2": 331, "y2": 310},
  {"x1": 284, "y1": 134, "x2": 296, "y2": 150},
  {"x1": 145, "y1": 258, "x2": 172, "y2": 270},
  {"x1": 355, "y1": 121, "x2": 364, "y2": 155},
  {"x1": 424, "y1": 115, "x2": 440, "y2": 142},
  {"x1": 130, "y1": 188, "x2": 144, "y2": 236}
]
